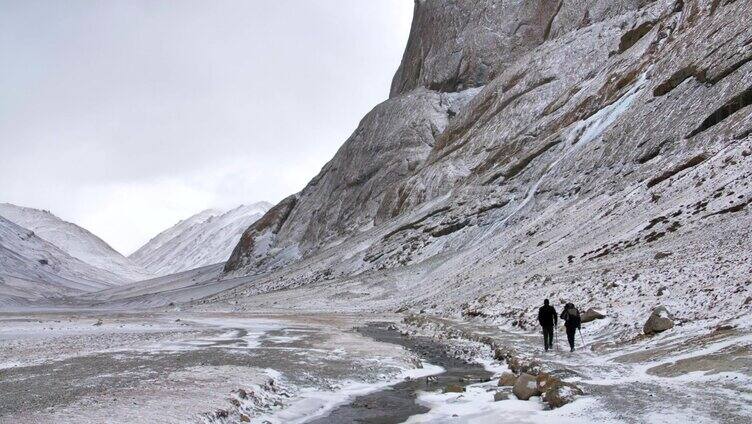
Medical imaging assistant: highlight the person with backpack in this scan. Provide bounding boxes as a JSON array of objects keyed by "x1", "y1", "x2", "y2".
[
  {"x1": 537, "y1": 299, "x2": 558, "y2": 352},
  {"x1": 560, "y1": 303, "x2": 581, "y2": 352}
]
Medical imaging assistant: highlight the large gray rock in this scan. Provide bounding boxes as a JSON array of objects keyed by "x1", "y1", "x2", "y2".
[
  {"x1": 581, "y1": 308, "x2": 606, "y2": 323},
  {"x1": 643, "y1": 306, "x2": 675, "y2": 335},
  {"x1": 513, "y1": 373, "x2": 541, "y2": 400},
  {"x1": 498, "y1": 372, "x2": 517, "y2": 387}
]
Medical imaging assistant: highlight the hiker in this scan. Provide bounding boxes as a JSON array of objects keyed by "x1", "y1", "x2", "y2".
[
  {"x1": 560, "y1": 303, "x2": 581, "y2": 352},
  {"x1": 537, "y1": 299, "x2": 558, "y2": 352}
]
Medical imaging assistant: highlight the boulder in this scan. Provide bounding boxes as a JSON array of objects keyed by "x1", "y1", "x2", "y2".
[
  {"x1": 444, "y1": 384, "x2": 465, "y2": 393},
  {"x1": 494, "y1": 391, "x2": 510, "y2": 401},
  {"x1": 512, "y1": 373, "x2": 540, "y2": 400},
  {"x1": 581, "y1": 308, "x2": 606, "y2": 323},
  {"x1": 508, "y1": 357, "x2": 541, "y2": 375},
  {"x1": 535, "y1": 372, "x2": 562, "y2": 393},
  {"x1": 498, "y1": 372, "x2": 517, "y2": 387},
  {"x1": 543, "y1": 382, "x2": 584, "y2": 408},
  {"x1": 643, "y1": 306, "x2": 675, "y2": 335}
]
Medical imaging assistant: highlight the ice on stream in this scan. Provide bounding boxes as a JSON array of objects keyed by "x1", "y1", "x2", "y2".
[{"x1": 256, "y1": 363, "x2": 445, "y2": 424}]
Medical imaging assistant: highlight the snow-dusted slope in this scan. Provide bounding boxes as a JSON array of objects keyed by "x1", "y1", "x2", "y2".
[
  {"x1": 0, "y1": 216, "x2": 125, "y2": 305},
  {"x1": 216, "y1": 0, "x2": 752, "y2": 331},
  {"x1": 128, "y1": 209, "x2": 221, "y2": 262},
  {"x1": 0, "y1": 203, "x2": 153, "y2": 282},
  {"x1": 130, "y1": 203, "x2": 271, "y2": 276}
]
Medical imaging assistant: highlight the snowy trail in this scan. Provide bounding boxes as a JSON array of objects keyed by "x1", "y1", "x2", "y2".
[{"x1": 399, "y1": 315, "x2": 752, "y2": 424}]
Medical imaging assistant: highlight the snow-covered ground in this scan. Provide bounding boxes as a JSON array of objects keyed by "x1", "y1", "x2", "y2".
[
  {"x1": 1, "y1": 307, "x2": 747, "y2": 423},
  {"x1": 0, "y1": 311, "x2": 431, "y2": 424},
  {"x1": 395, "y1": 314, "x2": 752, "y2": 423}
]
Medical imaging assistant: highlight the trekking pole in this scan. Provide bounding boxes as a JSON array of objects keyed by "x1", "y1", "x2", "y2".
[
  {"x1": 554, "y1": 328, "x2": 558, "y2": 352},
  {"x1": 578, "y1": 328, "x2": 586, "y2": 349}
]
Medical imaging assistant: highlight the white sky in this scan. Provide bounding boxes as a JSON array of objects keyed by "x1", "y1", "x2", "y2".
[{"x1": 0, "y1": 0, "x2": 414, "y2": 255}]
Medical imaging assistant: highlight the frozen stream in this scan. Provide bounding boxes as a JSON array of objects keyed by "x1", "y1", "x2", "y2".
[{"x1": 0, "y1": 311, "x2": 439, "y2": 423}]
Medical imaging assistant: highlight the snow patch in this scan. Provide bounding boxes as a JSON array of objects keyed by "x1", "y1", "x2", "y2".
[{"x1": 257, "y1": 363, "x2": 445, "y2": 424}]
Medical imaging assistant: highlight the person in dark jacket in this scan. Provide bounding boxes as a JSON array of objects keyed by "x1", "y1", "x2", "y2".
[
  {"x1": 560, "y1": 303, "x2": 581, "y2": 352},
  {"x1": 537, "y1": 299, "x2": 558, "y2": 351}
]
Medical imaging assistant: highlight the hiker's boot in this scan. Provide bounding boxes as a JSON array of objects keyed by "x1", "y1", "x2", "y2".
[{"x1": 570, "y1": 347, "x2": 575, "y2": 352}]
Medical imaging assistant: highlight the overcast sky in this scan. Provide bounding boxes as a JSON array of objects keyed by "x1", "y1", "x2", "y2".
[{"x1": 0, "y1": 0, "x2": 413, "y2": 255}]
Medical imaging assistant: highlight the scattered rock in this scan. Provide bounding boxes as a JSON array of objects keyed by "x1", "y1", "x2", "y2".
[
  {"x1": 535, "y1": 372, "x2": 561, "y2": 393},
  {"x1": 240, "y1": 414, "x2": 251, "y2": 422},
  {"x1": 654, "y1": 251, "x2": 673, "y2": 260},
  {"x1": 444, "y1": 384, "x2": 465, "y2": 393},
  {"x1": 580, "y1": 308, "x2": 606, "y2": 323},
  {"x1": 493, "y1": 347, "x2": 513, "y2": 362},
  {"x1": 507, "y1": 357, "x2": 540, "y2": 375},
  {"x1": 459, "y1": 374, "x2": 485, "y2": 383},
  {"x1": 512, "y1": 373, "x2": 540, "y2": 400},
  {"x1": 543, "y1": 382, "x2": 584, "y2": 408},
  {"x1": 713, "y1": 324, "x2": 736, "y2": 332},
  {"x1": 498, "y1": 372, "x2": 517, "y2": 387},
  {"x1": 462, "y1": 308, "x2": 485, "y2": 318},
  {"x1": 643, "y1": 306, "x2": 675, "y2": 335},
  {"x1": 494, "y1": 391, "x2": 510, "y2": 401},
  {"x1": 93, "y1": 319, "x2": 103, "y2": 326}
]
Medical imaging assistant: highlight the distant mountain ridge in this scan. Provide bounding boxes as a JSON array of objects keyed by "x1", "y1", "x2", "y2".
[
  {"x1": 0, "y1": 215, "x2": 128, "y2": 305},
  {"x1": 0, "y1": 203, "x2": 153, "y2": 282},
  {"x1": 129, "y1": 202, "x2": 271, "y2": 276},
  {"x1": 0, "y1": 201, "x2": 270, "y2": 305}
]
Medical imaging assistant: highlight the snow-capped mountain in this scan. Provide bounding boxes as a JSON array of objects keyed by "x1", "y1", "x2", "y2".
[
  {"x1": 129, "y1": 202, "x2": 271, "y2": 276},
  {"x1": 126, "y1": 209, "x2": 221, "y2": 264},
  {"x1": 0, "y1": 203, "x2": 153, "y2": 282},
  {"x1": 0, "y1": 215, "x2": 126, "y2": 305}
]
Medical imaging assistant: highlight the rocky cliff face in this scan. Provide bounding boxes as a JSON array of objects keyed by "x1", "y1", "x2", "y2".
[
  {"x1": 389, "y1": 0, "x2": 656, "y2": 98},
  {"x1": 222, "y1": 0, "x2": 751, "y2": 327},
  {"x1": 225, "y1": 88, "x2": 481, "y2": 272}
]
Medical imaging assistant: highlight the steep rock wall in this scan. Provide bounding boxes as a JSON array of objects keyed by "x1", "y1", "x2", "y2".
[{"x1": 222, "y1": 0, "x2": 752, "y2": 330}]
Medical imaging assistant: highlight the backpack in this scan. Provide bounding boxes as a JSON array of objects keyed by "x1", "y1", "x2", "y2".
[{"x1": 563, "y1": 304, "x2": 580, "y2": 323}]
